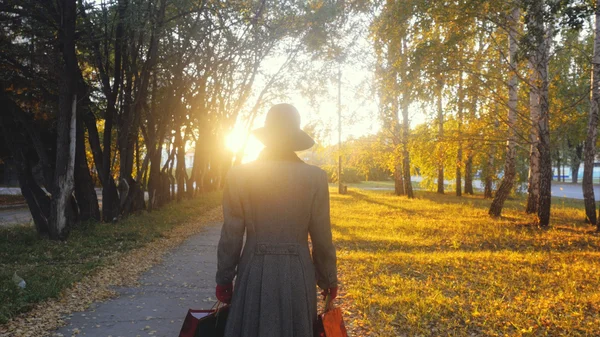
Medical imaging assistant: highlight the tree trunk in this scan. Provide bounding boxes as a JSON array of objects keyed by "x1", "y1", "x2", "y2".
[
  {"x1": 437, "y1": 79, "x2": 445, "y2": 194},
  {"x1": 483, "y1": 137, "x2": 496, "y2": 199},
  {"x1": 80, "y1": 0, "x2": 124, "y2": 222},
  {"x1": 526, "y1": 59, "x2": 541, "y2": 214},
  {"x1": 464, "y1": 156, "x2": 473, "y2": 194},
  {"x1": 456, "y1": 73, "x2": 464, "y2": 197},
  {"x1": 49, "y1": 0, "x2": 78, "y2": 240},
  {"x1": 79, "y1": 93, "x2": 120, "y2": 222},
  {"x1": 571, "y1": 142, "x2": 583, "y2": 183},
  {"x1": 50, "y1": 93, "x2": 77, "y2": 240},
  {"x1": 186, "y1": 140, "x2": 198, "y2": 198},
  {"x1": 584, "y1": 0, "x2": 600, "y2": 226},
  {"x1": 175, "y1": 130, "x2": 186, "y2": 201},
  {"x1": 119, "y1": 0, "x2": 166, "y2": 215},
  {"x1": 484, "y1": 82, "x2": 500, "y2": 199},
  {"x1": 394, "y1": 164, "x2": 405, "y2": 196},
  {"x1": 19, "y1": 160, "x2": 51, "y2": 234},
  {"x1": 74, "y1": 112, "x2": 100, "y2": 222},
  {"x1": 0, "y1": 98, "x2": 51, "y2": 234},
  {"x1": 556, "y1": 151, "x2": 561, "y2": 182},
  {"x1": 535, "y1": 5, "x2": 552, "y2": 228},
  {"x1": 147, "y1": 148, "x2": 161, "y2": 211},
  {"x1": 489, "y1": 7, "x2": 520, "y2": 217},
  {"x1": 464, "y1": 78, "x2": 477, "y2": 195},
  {"x1": 400, "y1": 38, "x2": 414, "y2": 198}
]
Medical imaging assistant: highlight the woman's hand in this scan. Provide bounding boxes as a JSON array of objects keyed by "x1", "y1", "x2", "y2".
[
  {"x1": 216, "y1": 283, "x2": 233, "y2": 304},
  {"x1": 320, "y1": 287, "x2": 338, "y2": 301}
]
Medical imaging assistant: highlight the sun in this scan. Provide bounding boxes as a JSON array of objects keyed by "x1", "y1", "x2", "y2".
[{"x1": 226, "y1": 130, "x2": 264, "y2": 163}]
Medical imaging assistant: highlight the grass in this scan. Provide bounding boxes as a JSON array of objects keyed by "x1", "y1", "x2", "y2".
[
  {"x1": 345, "y1": 181, "x2": 395, "y2": 189},
  {"x1": 331, "y1": 188, "x2": 600, "y2": 336},
  {"x1": 0, "y1": 191, "x2": 221, "y2": 324}
]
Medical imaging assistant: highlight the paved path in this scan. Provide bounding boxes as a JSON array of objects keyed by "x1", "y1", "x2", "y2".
[
  {"x1": 54, "y1": 223, "x2": 221, "y2": 337},
  {"x1": 0, "y1": 188, "x2": 154, "y2": 227},
  {"x1": 0, "y1": 206, "x2": 32, "y2": 226}
]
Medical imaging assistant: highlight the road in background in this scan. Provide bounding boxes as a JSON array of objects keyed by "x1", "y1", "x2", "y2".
[
  {"x1": 2, "y1": 181, "x2": 599, "y2": 226},
  {"x1": 351, "y1": 178, "x2": 600, "y2": 201}
]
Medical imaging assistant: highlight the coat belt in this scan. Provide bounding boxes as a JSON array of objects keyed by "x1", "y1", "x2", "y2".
[{"x1": 254, "y1": 243, "x2": 300, "y2": 255}]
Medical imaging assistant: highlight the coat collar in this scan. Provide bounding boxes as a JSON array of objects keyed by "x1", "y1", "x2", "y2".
[{"x1": 258, "y1": 148, "x2": 304, "y2": 163}]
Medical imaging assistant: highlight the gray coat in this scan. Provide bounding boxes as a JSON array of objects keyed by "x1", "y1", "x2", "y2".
[{"x1": 216, "y1": 157, "x2": 337, "y2": 337}]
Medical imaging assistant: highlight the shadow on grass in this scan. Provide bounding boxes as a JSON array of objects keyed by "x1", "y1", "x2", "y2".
[
  {"x1": 333, "y1": 190, "x2": 600, "y2": 255},
  {"x1": 333, "y1": 234, "x2": 600, "y2": 254},
  {"x1": 0, "y1": 192, "x2": 222, "y2": 324},
  {"x1": 344, "y1": 190, "x2": 428, "y2": 218}
]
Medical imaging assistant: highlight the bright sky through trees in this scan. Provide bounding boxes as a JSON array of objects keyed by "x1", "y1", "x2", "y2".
[{"x1": 225, "y1": 26, "x2": 427, "y2": 163}]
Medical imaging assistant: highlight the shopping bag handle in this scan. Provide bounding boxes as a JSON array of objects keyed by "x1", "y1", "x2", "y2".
[{"x1": 324, "y1": 294, "x2": 334, "y2": 312}]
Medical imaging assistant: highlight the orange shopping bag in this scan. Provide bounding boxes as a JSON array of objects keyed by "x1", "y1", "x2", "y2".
[{"x1": 315, "y1": 295, "x2": 348, "y2": 337}]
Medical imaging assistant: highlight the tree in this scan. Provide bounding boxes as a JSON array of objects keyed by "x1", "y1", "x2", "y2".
[
  {"x1": 525, "y1": 54, "x2": 541, "y2": 214},
  {"x1": 372, "y1": 0, "x2": 420, "y2": 198},
  {"x1": 0, "y1": 0, "x2": 352, "y2": 239},
  {"x1": 528, "y1": 0, "x2": 553, "y2": 228},
  {"x1": 489, "y1": 6, "x2": 520, "y2": 218},
  {"x1": 583, "y1": 0, "x2": 600, "y2": 227}
]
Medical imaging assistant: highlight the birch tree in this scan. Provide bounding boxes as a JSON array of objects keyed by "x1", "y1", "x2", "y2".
[
  {"x1": 526, "y1": 57, "x2": 541, "y2": 214},
  {"x1": 49, "y1": 0, "x2": 78, "y2": 240},
  {"x1": 489, "y1": 6, "x2": 520, "y2": 218},
  {"x1": 529, "y1": 0, "x2": 552, "y2": 228},
  {"x1": 583, "y1": 0, "x2": 600, "y2": 226}
]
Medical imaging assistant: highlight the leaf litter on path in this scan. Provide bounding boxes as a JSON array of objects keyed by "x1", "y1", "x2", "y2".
[{"x1": 0, "y1": 207, "x2": 223, "y2": 337}]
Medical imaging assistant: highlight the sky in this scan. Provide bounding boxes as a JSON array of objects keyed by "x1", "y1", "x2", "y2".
[{"x1": 226, "y1": 24, "x2": 428, "y2": 163}]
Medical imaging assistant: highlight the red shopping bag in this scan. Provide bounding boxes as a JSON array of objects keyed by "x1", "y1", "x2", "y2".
[
  {"x1": 314, "y1": 296, "x2": 348, "y2": 337},
  {"x1": 179, "y1": 303, "x2": 229, "y2": 337}
]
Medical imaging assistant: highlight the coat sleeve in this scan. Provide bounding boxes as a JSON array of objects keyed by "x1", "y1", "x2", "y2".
[
  {"x1": 309, "y1": 169, "x2": 338, "y2": 290},
  {"x1": 216, "y1": 170, "x2": 245, "y2": 285}
]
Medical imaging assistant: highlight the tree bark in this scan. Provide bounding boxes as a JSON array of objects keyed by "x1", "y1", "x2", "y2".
[
  {"x1": 79, "y1": 0, "x2": 123, "y2": 222},
  {"x1": 74, "y1": 111, "x2": 100, "y2": 222},
  {"x1": 394, "y1": 163, "x2": 405, "y2": 196},
  {"x1": 437, "y1": 79, "x2": 445, "y2": 194},
  {"x1": 456, "y1": 73, "x2": 464, "y2": 197},
  {"x1": 49, "y1": 0, "x2": 78, "y2": 240},
  {"x1": 526, "y1": 59, "x2": 541, "y2": 214},
  {"x1": 175, "y1": 129, "x2": 186, "y2": 201},
  {"x1": 464, "y1": 156, "x2": 473, "y2": 194},
  {"x1": 489, "y1": 7, "x2": 520, "y2": 217},
  {"x1": 570, "y1": 142, "x2": 583, "y2": 183},
  {"x1": 464, "y1": 76, "x2": 477, "y2": 195},
  {"x1": 50, "y1": 92, "x2": 77, "y2": 240},
  {"x1": 400, "y1": 38, "x2": 414, "y2": 198},
  {"x1": 119, "y1": 0, "x2": 166, "y2": 215},
  {"x1": 19, "y1": 160, "x2": 51, "y2": 234},
  {"x1": 0, "y1": 97, "x2": 51, "y2": 234},
  {"x1": 535, "y1": 4, "x2": 552, "y2": 228},
  {"x1": 584, "y1": 0, "x2": 600, "y2": 226}
]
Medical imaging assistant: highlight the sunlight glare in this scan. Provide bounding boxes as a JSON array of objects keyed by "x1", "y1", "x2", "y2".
[{"x1": 226, "y1": 130, "x2": 264, "y2": 163}]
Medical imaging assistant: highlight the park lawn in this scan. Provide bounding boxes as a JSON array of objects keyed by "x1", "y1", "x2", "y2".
[
  {"x1": 0, "y1": 191, "x2": 221, "y2": 324},
  {"x1": 345, "y1": 181, "x2": 396, "y2": 189},
  {"x1": 331, "y1": 189, "x2": 600, "y2": 337}
]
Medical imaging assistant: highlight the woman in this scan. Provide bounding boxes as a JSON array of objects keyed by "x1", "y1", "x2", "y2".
[{"x1": 215, "y1": 104, "x2": 338, "y2": 337}]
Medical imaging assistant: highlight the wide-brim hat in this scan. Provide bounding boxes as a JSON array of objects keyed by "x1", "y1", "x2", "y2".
[{"x1": 252, "y1": 103, "x2": 315, "y2": 151}]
